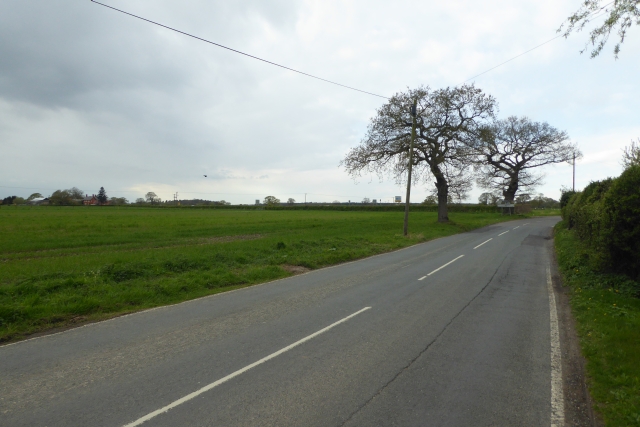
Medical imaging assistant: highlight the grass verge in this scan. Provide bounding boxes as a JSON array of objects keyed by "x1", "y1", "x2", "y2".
[
  {"x1": 0, "y1": 207, "x2": 525, "y2": 343},
  {"x1": 554, "y1": 221, "x2": 640, "y2": 426}
]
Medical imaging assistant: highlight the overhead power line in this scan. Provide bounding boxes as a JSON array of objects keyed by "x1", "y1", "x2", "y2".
[
  {"x1": 462, "y1": 34, "x2": 563, "y2": 83},
  {"x1": 90, "y1": 0, "x2": 389, "y2": 99},
  {"x1": 92, "y1": 1, "x2": 614, "y2": 103},
  {"x1": 462, "y1": 4, "x2": 613, "y2": 83}
]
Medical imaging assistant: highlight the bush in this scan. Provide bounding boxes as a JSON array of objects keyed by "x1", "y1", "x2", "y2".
[
  {"x1": 562, "y1": 166, "x2": 640, "y2": 280},
  {"x1": 602, "y1": 165, "x2": 640, "y2": 279},
  {"x1": 515, "y1": 203, "x2": 532, "y2": 214},
  {"x1": 559, "y1": 190, "x2": 576, "y2": 209}
]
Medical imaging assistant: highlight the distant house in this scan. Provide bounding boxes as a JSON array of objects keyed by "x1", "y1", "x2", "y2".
[
  {"x1": 83, "y1": 194, "x2": 98, "y2": 205},
  {"x1": 27, "y1": 197, "x2": 49, "y2": 206}
]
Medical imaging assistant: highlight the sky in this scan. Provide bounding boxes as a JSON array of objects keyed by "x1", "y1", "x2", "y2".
[{"x1": 1, "y1": 0, "x2": 638, "y2": 204}]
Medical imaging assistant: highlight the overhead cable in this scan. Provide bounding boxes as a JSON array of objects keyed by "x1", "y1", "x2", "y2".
[
  {"x1": 90, "y1": 0, "x2": 389, "y2": 99},
  {"x1": 462, "y1": 4, "x2": 613, "y2": 83}
]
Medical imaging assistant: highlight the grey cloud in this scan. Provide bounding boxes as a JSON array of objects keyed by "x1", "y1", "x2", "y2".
[{"x1": 0, "y1": 0, "x2": 299, "y2": 110}]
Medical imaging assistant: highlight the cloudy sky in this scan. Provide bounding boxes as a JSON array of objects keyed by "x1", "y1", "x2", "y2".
[{"x1": 1, "y1": 0, "x2": 638, "y2": 204}]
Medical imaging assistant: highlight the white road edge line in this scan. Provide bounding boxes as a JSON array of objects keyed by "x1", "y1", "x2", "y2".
[
  {"x1": 122, "y1": 306, "x2": 372, "y2": 427},
  {"x1": 498, "y1": 230, "x2": 509, "y2": 236},
  {"x1": 473, "y1": 238, "x2": 493, "y2": 249},
  {"x1": 547, "y1": 265, "x2": 565, "y2": 427},
  {"x1": 427, "y1": 255, "x2": 465, "y2": 276},
  {"x1": 418, "y1": 276, "x2": 427, "y2": 281}
]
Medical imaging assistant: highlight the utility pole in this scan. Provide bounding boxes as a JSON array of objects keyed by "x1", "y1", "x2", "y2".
[
  {"x1": 572, "y1": 153, "x2": 576, "y2": 192},
  {"x1": 403, "y1": 99, "x2": 418, "y2": 236}
]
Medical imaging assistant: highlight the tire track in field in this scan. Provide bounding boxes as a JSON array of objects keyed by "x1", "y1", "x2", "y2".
[{"x1": 0, "y1": 234, "x2": 264, "y2": 262}]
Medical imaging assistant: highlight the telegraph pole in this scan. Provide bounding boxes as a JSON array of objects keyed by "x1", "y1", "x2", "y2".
[
  {"x1": 572, "y1": 153, "x2": 576, "y2": 192},
  {"x1": 403, "y1": 99, "x2": 418, "y2": 236}
]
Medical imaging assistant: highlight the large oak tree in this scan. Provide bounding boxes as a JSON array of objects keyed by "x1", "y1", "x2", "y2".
[
  {"x1": 471, "y1": 116, "x2": 580, "y2": 204},
  {"x1": 341, "y1": 85, "x2": 496, "y2": 222}
]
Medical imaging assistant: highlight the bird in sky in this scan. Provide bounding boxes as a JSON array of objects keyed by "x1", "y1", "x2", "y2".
[{"x1": 204, "y1": 175, "x2": 207, "y2": 177}]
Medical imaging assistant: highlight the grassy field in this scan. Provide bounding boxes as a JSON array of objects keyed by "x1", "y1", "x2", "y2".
[
  {"x1": 0, "y1": 206, "x2": 525, "y2": 342},
  {"x1": 555, "y1": 222, "x2": 640, "y2": 426}
]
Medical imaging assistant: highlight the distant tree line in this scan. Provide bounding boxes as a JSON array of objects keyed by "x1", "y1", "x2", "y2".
[{"x1": 0, "y1": 188, "x2": 233, "y2": 207}]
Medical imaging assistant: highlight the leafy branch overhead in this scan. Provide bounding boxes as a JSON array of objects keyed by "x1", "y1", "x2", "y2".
[{"x1": 559, "y1": 0, "x2": 640, "y2": 57}]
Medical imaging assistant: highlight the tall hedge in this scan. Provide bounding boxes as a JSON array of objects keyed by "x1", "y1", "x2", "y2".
[
  {"x1": 562, "y1": 165, "x2": 640, "y2": 279},
  {"x1": 602, "y1": 165, "x2": 640, "y2": 278}
]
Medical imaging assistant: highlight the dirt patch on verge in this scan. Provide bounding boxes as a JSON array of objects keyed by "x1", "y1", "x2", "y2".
[{"x1": 281, "y1": 264, "x2": 311, "y2": 275}]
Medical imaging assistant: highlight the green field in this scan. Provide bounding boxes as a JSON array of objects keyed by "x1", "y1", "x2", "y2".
[{"x1": 0, "y1": 206, "x2": 523, "y2": 342}]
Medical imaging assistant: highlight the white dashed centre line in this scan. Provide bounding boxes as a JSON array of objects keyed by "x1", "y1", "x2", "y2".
[
  {"x1": 122, "y1": 307, "x2": 372, "y2": 427},
  {"x1": 498, "y1": 230, "x2": 509, "y2": 236},
  {"x1": 418, "y1": 276, "x2": 427, "y2": 281},
  {"x1": 473, "y1": 238, "x2": 493, "y2": 249},
  {"x1": 513, "y1": 226, "x2": 520, "y2": 230},
  {"x1": 426, "y1": 255, "x2": 465, "y2": 276}
]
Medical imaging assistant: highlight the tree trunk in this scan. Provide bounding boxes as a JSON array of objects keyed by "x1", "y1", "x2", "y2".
[
  {"x1": 502, "y1": 175, "x2": 519, "y2": 204},
  {"x1": 434, "y1": 174, "x2": 449, "y2": 223}
]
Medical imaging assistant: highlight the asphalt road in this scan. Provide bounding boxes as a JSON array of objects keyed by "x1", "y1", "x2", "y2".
[{"x1": 1, "y1": 216, "x2": 563, "y2": 427}]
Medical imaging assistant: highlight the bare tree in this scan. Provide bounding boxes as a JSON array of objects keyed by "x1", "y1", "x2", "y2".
[
  {"x1": 621, "y1": 138, "x2": 640, "y2": 169},
  {"x1": 145, "y1": 192, "x2": 160, "y2": 205},
  {"x1": 109, "y1": 197, "x2": 129, "y2": 205},
  {"x1": 341, "y1": 85, "x2": 496, "y2": 222},
  {"x1": 68, "y1": 187, "x2": 84, "y2": 200},
  {"x1": 559, "y1": 0, "x2": 640, "y2": 58},
  {"x1": 287, "y1": 198, "x2": 296, "y2": 205},
  {"x1": 470, "y1": 116, "x2": 581, "y2": 204}
]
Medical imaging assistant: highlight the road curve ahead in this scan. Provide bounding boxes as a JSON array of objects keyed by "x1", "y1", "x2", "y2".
[{"x1": 1, "y1": 217, "x2": 563, "y2": 427}]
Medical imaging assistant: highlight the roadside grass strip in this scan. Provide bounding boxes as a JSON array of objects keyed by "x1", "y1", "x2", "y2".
[
  {"x1": 123, "y1": 307, "x2": 372, "y2": 427},
  {"x1": 555, "y1": 222, "x2": 640, "y2": 427}
]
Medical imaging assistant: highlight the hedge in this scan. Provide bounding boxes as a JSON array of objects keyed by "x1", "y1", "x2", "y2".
[
  {"x1": 562, "y1": 165, "x2": 640, "y2": 280},
  {"x1": 103, "y1": 203, "x2": 501, "y2": 213}
]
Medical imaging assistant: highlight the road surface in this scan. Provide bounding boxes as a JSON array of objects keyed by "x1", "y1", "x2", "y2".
[{"x1": 1, "y1": 217, "x2": 565, "y2": 427}]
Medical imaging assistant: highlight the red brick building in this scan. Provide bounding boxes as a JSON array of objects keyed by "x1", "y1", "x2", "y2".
[{"x1": 83, "y1": 194, "x2": 98, "y2": 205}]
